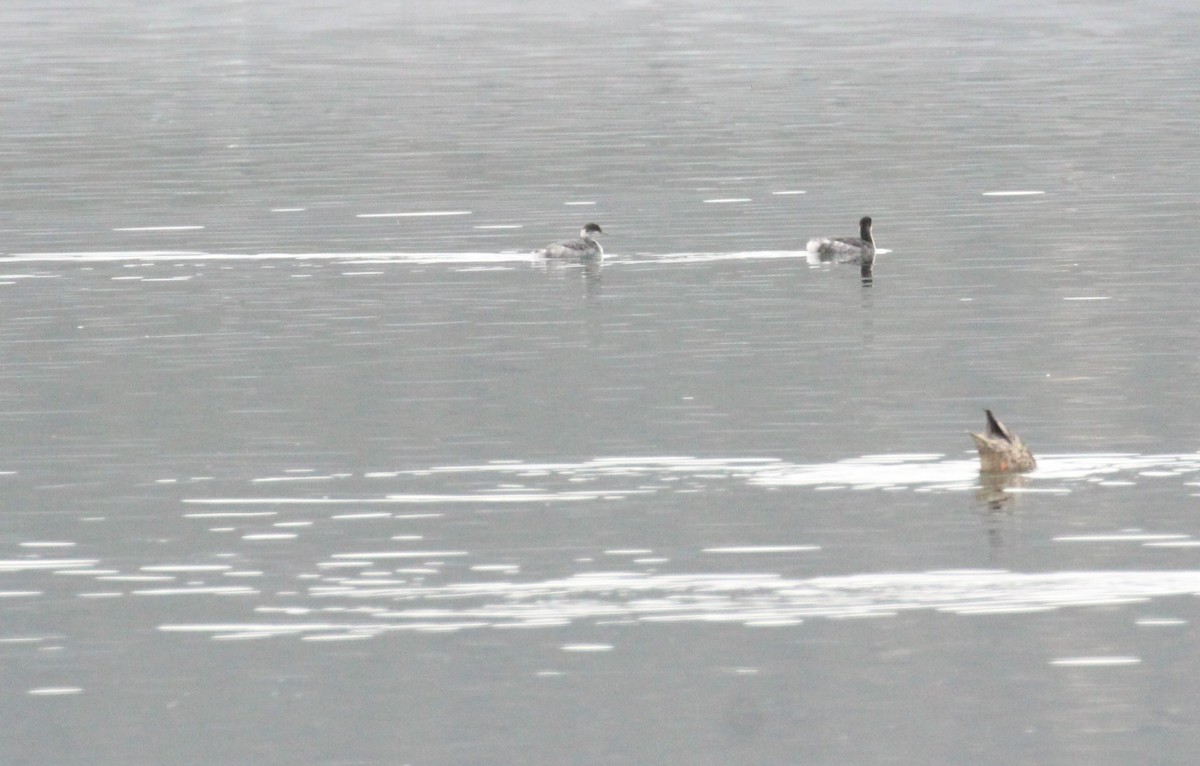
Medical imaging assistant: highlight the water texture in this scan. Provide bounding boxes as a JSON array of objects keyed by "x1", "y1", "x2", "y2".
[{"x1": 2, "y1": 1, "x2": 1200, "y2": 764}]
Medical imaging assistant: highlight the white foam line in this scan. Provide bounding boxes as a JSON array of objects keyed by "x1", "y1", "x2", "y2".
[
  {"x1": 461, "y1": 457, "x2": 779, "y2": 475},
  {"x1": 746, "y1": 619, "x2": 804, "y2": 627},
  {"x1": 703, "y1": 198, "x2": 752, "y2": 203},
  {"x1": 332, "y1": 551, "x2": 469, "y2": 559},
  {"x1": 141, "y1": 565, "x2": 231, "y2": 573},
  {"x1": 703, "y1": 545, "x2": 821, "y2": 554},
  {"x1": 112, "y1": 226, "x2": 205, "y2": 232},
  {"x1": 271, "y1": 208, "x2": 306, "y2": 212},
  {"x1": 159, "y1": 622, "x2": 356, "y2": 634},
  {"x1": 251, "y1": 475, "x2": 343, "y2": 483},
  {"x1": 982, "y1": 191, "x2": 1046, "y2": 197},
  {"x1": 183, "y1": 511, "x2": 278, "y2": 518},
  {"x1": 355, "y1": 211, "x2": 472, "y2": 218},
  {"x1": 0, "y1": 559, "x2": 98, "y2": 572},
  {"x1": 990, "y1": 487, "x2": 1072, "y2": 495},
  {"x1": 1050, "y1": 656, "x2": 1140, "y2": 667},
  {"x1": 1063, "y1": 296, "x2": 1111, "y2": 301},
  {"x1": 28, "y1": 687, "x2": 83, "y2": 696},
  {"x1": 132, "y1": 586, "x2": 258, "y2": 596},
  {"x1": 302, "y1": 632, "x2": 376, "y2": 642},
  {"x1": 0, "y1": 251, "x2": 534, "y2": 265},
  {"x1": 561, "y1": 643, "x2": 613, "y2": 652},
  {"x1": 183, "y1": 492, "x2": 611, "y2": 505},
  {"x1": 473, "y1": 224, "x2": 524, "y2": 229},
  {"x1": 1, "y1": 251, "x2": 270, "y2": 263},
  {"x1": 563, "y1": 201, "x2": 596, "y2": 206},
  {"x1": 771, "y1": 190, "x2": 806, "y2": 195},
  {"x1": 211, "y1": 632, "x2": 276, "y2": 641},
  {"x1": 632, "y1": 251, "x2": 811, "y2": 264},
  {"x1": 948, "y1": 605, "x2": 1058, "y2": 615},
  {"x1": 299, "y1": 569, "x2": 1200, "y2": 631},
  {"x1": 1054, "y1": 534, "x2": 1189, "y2": 543}
]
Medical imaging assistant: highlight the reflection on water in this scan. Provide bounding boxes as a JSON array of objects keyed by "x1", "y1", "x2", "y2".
[
  {"x1": 0, "y1": 249, "x2": 824, "y2": 265},
  {"x1": 154, "y1": 569, "x2": 1200, "y2": 640},
  {"x1": 976, "y1": 471, "x2": 1028, "y2": 510},
  {"x1": 4, "y1": 451, "x2": 1200, "y2": 647}
]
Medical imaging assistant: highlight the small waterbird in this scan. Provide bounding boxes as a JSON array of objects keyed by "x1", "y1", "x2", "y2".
[
  {"x1": 968, "y1": 409, "x2": 1037, "y2": 473},
  {"x1": 806, "y1": 216, "x2": 876, "y2": 274},
  {"x1": 535, "y1": 223, "x2": 604, "y2": 258}
]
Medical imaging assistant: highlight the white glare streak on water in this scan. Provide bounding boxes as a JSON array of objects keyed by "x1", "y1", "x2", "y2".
[
  {"x1": 1049, "y1": 656, "x2": 1142, "y2": 667},
  {"x1": 384, "y1": 452, "x2": 1200, "y2": 493},
  {"x1": 153, "y1": 570, "x2": 1200, "y2": 639},
  {"x1": 4, "y1": 451, "x2": 1200, "y2": 645},
  {"x1": 0, "y1": 249, "x2": 833, "y2": 266}
]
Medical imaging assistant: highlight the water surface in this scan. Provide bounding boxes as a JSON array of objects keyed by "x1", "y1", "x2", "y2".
[{"x1": 2, "y1": 1, "x2": 1200, "y2": 764}]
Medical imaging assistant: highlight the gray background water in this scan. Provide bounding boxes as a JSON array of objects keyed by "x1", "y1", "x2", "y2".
[{"x1": 3, "y1": 0, "x2": 1200, "y2": 763}]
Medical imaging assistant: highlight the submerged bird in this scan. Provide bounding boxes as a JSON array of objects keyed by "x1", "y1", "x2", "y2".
[
  {"x1": 968, "y1": 409, "x2": 1036, "y2": 473},
  {"x1": 806, "y1": 216, "x2": 876, "y2": 269},
  {"x1": 535, "y1": 223, "x2": 604, "y2": 258}
]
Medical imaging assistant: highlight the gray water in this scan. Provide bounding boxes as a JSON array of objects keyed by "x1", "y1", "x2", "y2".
[{"x1": 3, "y1": 0, "x2": 1200, "y2": 763}]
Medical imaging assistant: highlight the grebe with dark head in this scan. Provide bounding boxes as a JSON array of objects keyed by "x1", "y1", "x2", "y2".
[
  {"x1": 806, "y1": 216, "x2": 875, "y2": 266},
  {"x1": 535, "y1": 223, "x2": 604, "y2": 258}
]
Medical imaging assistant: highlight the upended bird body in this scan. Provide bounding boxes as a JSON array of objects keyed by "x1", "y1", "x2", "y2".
[{"x1": 968, "y1": 409, "x2": 1036, "y2": 473}]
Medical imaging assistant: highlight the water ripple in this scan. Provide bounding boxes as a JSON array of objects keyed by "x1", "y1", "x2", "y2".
[{"x1": 158, "y1": 569, "x2": 1200, "y2": 639}]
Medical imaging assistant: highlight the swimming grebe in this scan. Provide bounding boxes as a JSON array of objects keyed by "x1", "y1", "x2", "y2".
[
  {"x1": 806, "y1": 216, "x2": 875, "y2": 266},
  {"x1": 968, "y1": 409, "x2": 1036, "y2": 473},
  {"x1": 535, "y1": 223, "x2": 604, "y2": 258}
]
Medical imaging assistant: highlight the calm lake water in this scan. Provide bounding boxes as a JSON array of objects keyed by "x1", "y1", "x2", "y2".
[{"x1": 3, "y1": 0, "x2": 1200, "y2": 763}]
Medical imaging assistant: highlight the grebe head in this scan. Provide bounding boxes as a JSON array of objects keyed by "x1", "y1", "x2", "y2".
[
  {"x1": 581, "y1": 223, "x2": 603, "y2": 238},
  {"x1": 858, "y1": 216, "x2": 873, "y2": 243}
]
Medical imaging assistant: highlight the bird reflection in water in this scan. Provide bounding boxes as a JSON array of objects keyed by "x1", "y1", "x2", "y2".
[
  {"x1": 531, "y1": 251, "x2": 603, "y2": 298},
  {"x1": 976, "y1": 469, "x2": 1027, "y2": 511}
]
